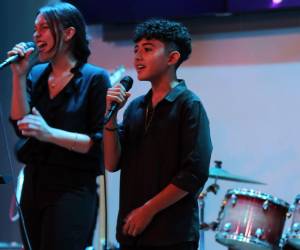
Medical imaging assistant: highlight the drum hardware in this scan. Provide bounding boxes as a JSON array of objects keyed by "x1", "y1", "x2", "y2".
[
  {"x1": 199, "y1": 182, "x2": 220, "y2": 250},
  {"x1": 285, "y1": 194, "x2": 300, "y2": 249},
  {"x1": 281, "y1": 232, "x2": 299, "y2": 250},
  {"x1": 287, "y1": 205, "x2": 296, "y2": 219},
  {"x1": 255, "y1": 228, "x2": 265, "y2": 239},
  {"x1": 231, "y1": 194, "x2": 237, "y2": 206},
  {"x1": 292, "y1": 223, "x2": 300, "y2": 233},
  {"x1": 263, "y1": 200, "x2": 270, "y2": 211},
  {"x1": 223, "y1": 223, "x2": 232, "y2": 232},
  {"x1": 280, "y1": 233, "x2": 288, "y2": 249},
  {"x1": 199, "y1": 221, "x2": 219, "y2": 231}
]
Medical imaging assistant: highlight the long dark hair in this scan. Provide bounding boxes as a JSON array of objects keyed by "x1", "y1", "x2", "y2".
[{"x1": 37, "y1": 2, "x2": 90, "y2": 63}]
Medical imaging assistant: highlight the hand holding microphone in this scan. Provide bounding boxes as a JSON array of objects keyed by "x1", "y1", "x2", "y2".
[
  {"x1": 3, "y1": 42, "x2": 35, "y2": 74},
  {"x1": 104, "y1": 76, "x2": 133, "y2": 125}
]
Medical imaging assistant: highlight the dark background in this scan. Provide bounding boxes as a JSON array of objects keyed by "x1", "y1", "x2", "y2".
[{"x1": 65, "y1": 0, "x2": 300, "y2": 24}]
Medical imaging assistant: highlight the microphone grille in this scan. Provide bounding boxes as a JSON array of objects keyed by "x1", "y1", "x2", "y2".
[
  {"x1": 120, "y1": 76, "x2": 133, "y2": 91},
  {"x1": 24, "y1": 42, "x2": 36, "y2": 50}
]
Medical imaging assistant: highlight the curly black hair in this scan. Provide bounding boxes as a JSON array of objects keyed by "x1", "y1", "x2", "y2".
[{"x1": 133, "y1": 19, "x2": 192, "y2": 67}]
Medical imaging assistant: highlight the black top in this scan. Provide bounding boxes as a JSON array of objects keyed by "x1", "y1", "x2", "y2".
[
  {"x1": 116, "y1": 81, "x2": 213, "y2": 246},
  {"x1": 10, "y1": 62, "x2": 111, "y2": 177}
]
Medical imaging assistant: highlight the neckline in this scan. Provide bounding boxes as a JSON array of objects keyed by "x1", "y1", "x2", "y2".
[
  {"x1": 47, "y1": 72, "x2": 75, "y2": 100},
  {"x1": 145, "y1": 102, "x2": 155, "y2": 133}
]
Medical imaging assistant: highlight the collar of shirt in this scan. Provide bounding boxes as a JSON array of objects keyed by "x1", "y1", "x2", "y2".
[
  {"x1": 34, "y1": 62, "x2": 84, "y2": 98},
  {"x1": 32, "y1": 63, "x2": 84, "y2": 110},
  {"x1": 140, "y1": 79, "x2": 187, "y2": 108}
]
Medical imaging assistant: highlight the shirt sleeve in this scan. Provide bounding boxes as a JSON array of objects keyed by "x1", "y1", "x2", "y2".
[
  {"x1": 112, "y1": 103, "x2": 131, "y2": 171},
  {"x1": 86, "y1": 70, "x2": 111, "y2": 157},
  {"x1": 9, "y1": 73, "x2": 33, "y2": 138},
  {"x1": 171, "y1": 100, "x2": 212, "y2": 194}
]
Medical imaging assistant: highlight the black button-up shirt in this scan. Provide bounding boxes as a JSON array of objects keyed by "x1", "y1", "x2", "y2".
[
  {"x1": 10, "y1": 62, "x2": 111, "y2": 178},
  {"x1": 116, "y1": 81, "x2": 212, "y2": 246}
]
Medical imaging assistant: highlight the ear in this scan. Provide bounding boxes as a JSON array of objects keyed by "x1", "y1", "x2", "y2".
[
  {"x1": 167, "y1": 50, "x2": 181, "y2": 66},
  {"x1": 63, "y1": 26, "x2": 76, "y2": 42}
]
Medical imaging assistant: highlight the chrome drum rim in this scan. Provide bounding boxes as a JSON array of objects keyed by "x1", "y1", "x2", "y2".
[{"x1": 226, "y1": 188, "x2": 290, "y2": 208}]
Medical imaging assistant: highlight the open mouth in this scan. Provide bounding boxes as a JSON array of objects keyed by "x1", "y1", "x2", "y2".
[
  {"x1": 136, "y1": 64, "x2": 145, "y2": 71},
  {"x1": 36, "y1": 42, "x2": 47, "y2": 52}
]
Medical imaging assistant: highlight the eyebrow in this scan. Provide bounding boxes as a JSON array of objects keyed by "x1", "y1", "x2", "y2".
[
  {"x1": 35, "y1": 18, "x2": 48, "y2": 26},
  {"x1": 134, "y1": 42, "x2": 155, "y2": 49},
  {"x1": 35, "y1": 22, "x2": 47, "y2": 26}
]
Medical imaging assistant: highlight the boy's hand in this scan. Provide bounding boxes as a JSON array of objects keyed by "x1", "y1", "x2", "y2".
[
  {"x1": 106, "y1": 83, "x2": 131, "y2": 115},
  {"x1": 122, "y1": 204, "x2": 156, "y2": 237}
]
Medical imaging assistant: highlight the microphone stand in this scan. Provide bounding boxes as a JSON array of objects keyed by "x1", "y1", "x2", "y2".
[{"x1": 198, "y1": 180, "x2": 220, "y2": 250}]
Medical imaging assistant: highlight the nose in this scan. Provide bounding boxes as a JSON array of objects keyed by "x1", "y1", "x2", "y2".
[
  {"x1": 33, "y1": 30, "x2": 40, "y2": 40},
  {"x1": 134, "y1": 50, "x2": 142, "y2": 61}
]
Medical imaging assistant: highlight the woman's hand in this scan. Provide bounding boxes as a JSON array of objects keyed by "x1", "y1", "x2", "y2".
[
  {"x1": 17, "y1": 107, "x2": 53, "y2": 142},
  {"x1": 7, "y1": 42, "x2": 35, "y2": 77}
]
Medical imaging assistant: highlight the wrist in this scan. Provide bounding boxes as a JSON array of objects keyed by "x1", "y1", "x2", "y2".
[
  {"x1": 104, "y1": 126, "x2": 118, "y2": 132},
  {"x1": 13, "y1": 72, "x2": 27, "y2": 81},
  {"x1": 12, "y1": 74, "x2": 27, "y2": 88},
  {"x1": 44, "y1": 127, "x2": 55, "y2": 142},
  {"x1": 104, "y1": 116, "x2": 118, "y2": 127},
  {"x1": 143, "y1": 200, "x2": 158, "y2": 217}
]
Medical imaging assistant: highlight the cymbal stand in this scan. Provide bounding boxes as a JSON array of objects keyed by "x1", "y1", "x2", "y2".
[{"x1": 198, "y1": 180, "x2": 220, "y2": 250}]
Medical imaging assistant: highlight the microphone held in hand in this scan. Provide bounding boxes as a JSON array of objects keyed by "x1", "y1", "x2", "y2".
[
  {"x1": 104, "y1": 75, "x2": 133, "y2": 125},
  {"x1": 0, "y1": 42, "x2": 35, "y2": 70}
]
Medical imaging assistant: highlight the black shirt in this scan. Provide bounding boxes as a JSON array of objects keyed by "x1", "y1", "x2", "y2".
[
  {"x1": 10, "y1": 62, "x2": 111, "y2": 177},
  {"x1": 116, "y1": 81, "x2": 212, "y2": 246}
]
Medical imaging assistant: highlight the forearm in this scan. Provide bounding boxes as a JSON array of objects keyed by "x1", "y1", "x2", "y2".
[
  {"x1": 47, "y1": 127, "x2": 93, "y2": 154},
  {"x1": 103, "y1": 116, "x2": 121, "y2": 171},
  {"x1": 144, "y1": 183, "x2": 188, "y2": 216},
  {"x1": 122, "y1": 183, "x2": 188, "y2": 237},
  {"x1": 10, "y1": 75, "x2": 30, "y2": 120}
]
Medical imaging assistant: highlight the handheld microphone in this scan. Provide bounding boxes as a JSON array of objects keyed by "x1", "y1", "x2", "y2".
[
  {"x1": 0, "y1": 42, "x2": 35, "y2": 70},
  {"x1": 104, "y1": 75, "x2": 133, "y2": 125}
]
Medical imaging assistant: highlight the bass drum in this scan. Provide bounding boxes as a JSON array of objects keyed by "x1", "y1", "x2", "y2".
[{"x1": 215, "y1": 188, "x2": 289, "y2": 250}]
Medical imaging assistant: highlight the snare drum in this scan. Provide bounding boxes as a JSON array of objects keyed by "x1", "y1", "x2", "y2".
[
  {"x1": 287, "y1": 194, "x2": 300, "y2": 249},
  {"x1": 215, "y1": 188, "x2": 289, "y2": 250}
]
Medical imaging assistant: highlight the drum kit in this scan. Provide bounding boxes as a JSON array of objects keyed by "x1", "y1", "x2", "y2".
[{"x1": 199, "y1": 161, "x2": 300, "y2": 250}]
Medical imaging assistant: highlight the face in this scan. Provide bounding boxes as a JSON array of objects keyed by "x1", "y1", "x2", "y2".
[
  {"x1": 134, "y1": 38, "x2": 170, "y2": 82},
  {"x1": 33, "y1": 14, "x2": 55, "y2": 62}
]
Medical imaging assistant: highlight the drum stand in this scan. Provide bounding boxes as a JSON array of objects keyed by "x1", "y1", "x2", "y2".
[{"x1": 198, "y1": 181, "x2": 220, "y2": 250}]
